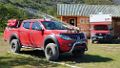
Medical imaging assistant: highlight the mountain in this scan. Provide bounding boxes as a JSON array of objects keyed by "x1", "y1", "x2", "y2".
[{"x1": 0, "y1": 0, "x2": 115, "y2": 17}]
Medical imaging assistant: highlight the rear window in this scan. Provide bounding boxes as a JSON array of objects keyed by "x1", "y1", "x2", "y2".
[{"x1": 42, "y1": 21, "x2": 67, "y2": 30}]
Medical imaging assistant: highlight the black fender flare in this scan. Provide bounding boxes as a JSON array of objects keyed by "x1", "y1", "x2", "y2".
[
  {"x1": 44, "y1": 34, "x2": 60, "y2": 50},
  {"x1": 9, "y1": 33, "x2": 19, "y2": 43}
]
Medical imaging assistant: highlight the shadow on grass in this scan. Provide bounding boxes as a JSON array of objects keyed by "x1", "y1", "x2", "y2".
[
  {"x1": 0, "y1": 51, "x2": 59, "y2": 68},
  {"x1": 20, "y1": 50, "x2": 45, "y2": 58},
  {"x1": 97, "y1": 39, "x2": 120, "y2": 44},
  {"x1": 58, "y1": 54, "x2": 113, "y2": 63},
  {"x1": 0, "y1": 50, "x2": 113, "y2": 68},
  {"x1": 20, "y1": 50, "x2": 113, "y2": 63}
]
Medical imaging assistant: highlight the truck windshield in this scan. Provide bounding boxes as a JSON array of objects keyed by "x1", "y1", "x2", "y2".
[
  {"x1": 42, "y1": 21, "x2": 68, "y2": 30},
  {"x1": 94, "y1": 25, "x2": 108, "y2": 30}
]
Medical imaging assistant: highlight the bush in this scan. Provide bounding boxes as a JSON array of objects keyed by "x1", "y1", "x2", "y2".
[{"x1": 0, "y1": 3, "x2": 28, "y2": 31}]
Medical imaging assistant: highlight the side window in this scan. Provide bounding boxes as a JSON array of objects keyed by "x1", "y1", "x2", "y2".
[
  {"x1": 32, "y1": 22, "x2": 42, "y2": 30},
  {"x1": 23, "y1": 22, "x2": 30, "y2": 29}
]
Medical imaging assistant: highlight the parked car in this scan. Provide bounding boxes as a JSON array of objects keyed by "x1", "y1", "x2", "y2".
[
  {"x1": 90, "y1": 14, "x2": 113, "y2": 43},
  {"x1": 4, "y1": 19, "x2": 88, "y2": 61}
]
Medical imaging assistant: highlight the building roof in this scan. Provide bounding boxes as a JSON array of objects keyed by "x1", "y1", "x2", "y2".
[{"x1": 57, "y1": 4, "x2": 120, "y2": 17}]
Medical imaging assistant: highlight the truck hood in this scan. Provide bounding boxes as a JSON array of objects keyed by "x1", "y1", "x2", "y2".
[{"x1": 45, "y1": 25, "x2": 80, "y2": 34}]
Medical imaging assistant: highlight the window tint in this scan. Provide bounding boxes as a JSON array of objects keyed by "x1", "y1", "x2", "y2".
[
  {"x1": 23, "y1": 22, "x2": 30, "y2": 29},
  {"x1": 42, "y1": 21, "x2": 67, "y2": 30},
  {"x1": 32, "y1": 22, "x2": 42, "y2": 30}
]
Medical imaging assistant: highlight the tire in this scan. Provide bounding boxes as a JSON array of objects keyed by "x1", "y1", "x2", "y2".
[
  {"x1": 92, "y1": 40, "x2": 94, "y2": 43},
  {"x1": 92, "y1": 40, "x2": 98, "y2": 44},
  {"x1": 10, "y1": 39, "x2": 21, "y2": 53},
  {"x1": 92, "y1": 40, "x2": 95, "y2": 43},
  {"x1": 90, "y1": 39, "x2": 94, "y2": 44},
  {"x1": 45, "y1": 43, "x2": 59, "y2": 61}
]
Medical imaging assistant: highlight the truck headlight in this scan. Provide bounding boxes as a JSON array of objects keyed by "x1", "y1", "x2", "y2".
[{"x1": 59, "y1": 35, "x2": 72, "y2": 40}]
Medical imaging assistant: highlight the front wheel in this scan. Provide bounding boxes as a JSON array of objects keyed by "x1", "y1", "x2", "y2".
[
  {"x1": 10, "y1": 39, "x2": 21, "y2": 53},
  {"x1": 45, "y1": 43, "x2": 59, "y2": 61}
]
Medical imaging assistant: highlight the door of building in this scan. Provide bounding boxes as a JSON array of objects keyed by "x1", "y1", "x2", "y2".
[{"x1": 69, "y1": 18, "x2": 77, "y2": 26}]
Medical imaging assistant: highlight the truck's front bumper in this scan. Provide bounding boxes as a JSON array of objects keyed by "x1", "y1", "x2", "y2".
[
  {"x1": 57, "y1": 37, "x2": 88, "y2": 53},
  {"x1": 68, "y1": 42, "x2": 88, "y2": 53},
  {"x1": 92, "y1": 35, "x2": 113, "y2": 43}
]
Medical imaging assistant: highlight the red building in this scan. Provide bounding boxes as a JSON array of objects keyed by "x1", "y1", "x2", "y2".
[{"x1": 57, "y1": 4, "x2": 120, "y2": 37}]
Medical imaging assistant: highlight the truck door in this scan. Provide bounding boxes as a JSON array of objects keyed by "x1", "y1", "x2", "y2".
[
  {"x1": 19, "y1": 21, "x2": 31, "y2": 46},
  {"x1": 30, "y1": 21, "x2": 43, "y2": 48}
]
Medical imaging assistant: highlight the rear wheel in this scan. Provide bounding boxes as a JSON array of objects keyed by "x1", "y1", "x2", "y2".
[
  {"x1": 10, "y1": 39, "x2": 21, "y2": 53},
  {"x1": 45, "y1": 43, "x2": 59, "y2": 61}
]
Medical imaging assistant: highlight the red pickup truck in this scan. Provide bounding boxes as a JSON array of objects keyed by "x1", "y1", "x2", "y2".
[{"x1": 4, "y1": 19, "x2": 88, "y2": 61}]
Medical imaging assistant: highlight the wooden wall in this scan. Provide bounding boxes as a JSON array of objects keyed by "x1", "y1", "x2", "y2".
[
  {"x1": 59, "y1": 16, "x2": 90, "y2": 38},
  {"x1": 77, "y1": 16, "x2": 90, "y2": 38},
  {"x1": 59, "y1": 16, "x2": 120, "y2": 38}
]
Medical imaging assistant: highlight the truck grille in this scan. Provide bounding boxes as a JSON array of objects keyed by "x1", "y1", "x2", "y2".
[
  {"x1": 96, "y1": 33, "x2": 106, "y2": 36},
  {"x1": 61, "y1": 33, "x2": 85, "y2": 40}
]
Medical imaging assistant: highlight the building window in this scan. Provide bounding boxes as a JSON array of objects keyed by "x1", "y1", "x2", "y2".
[
  {"x1": 80, "y1": 18, "x2": 89, "y2": 24},
  {"x1": 80, "y1": 19, "x2": 84, "y2": 23},
  {"x1": 86, "y1": 19, "x2": 90, "y2": 23}
]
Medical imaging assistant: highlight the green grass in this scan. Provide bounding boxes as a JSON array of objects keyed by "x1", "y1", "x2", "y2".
[
  {"x1": 0, "y1": 34, "x2": 120, "y2": 68},
  {"x1": 0, "y1": 35, "x2": 67, "y2": 68},
  {"x1": 0, "y1": 32, "x2": 3, "y2": 36},
  {"x1": 71, "y1": 44, "x2": 120, "y2": 68}
]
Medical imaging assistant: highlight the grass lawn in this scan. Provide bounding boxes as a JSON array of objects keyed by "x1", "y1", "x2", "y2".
[{"x1": 0, "y1": 33, "x2": 120, "y2": 68}]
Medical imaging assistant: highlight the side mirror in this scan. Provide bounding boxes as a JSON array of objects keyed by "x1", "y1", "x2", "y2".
[
  {"x1": 41, "y1": 28, "x2": 44, "y2": 31},
  {"x1": 39, "y1": 28, "x2": 44, "y2": 31},
  {"x1": 35, "y1": 27, "x2": 44, "y2": 34}
]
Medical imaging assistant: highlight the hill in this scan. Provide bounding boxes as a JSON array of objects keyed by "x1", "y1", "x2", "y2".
[
  {"x1": 0, "y1": 0, "x2": 115, "y2": 16},
  {"x1": 0, "y1": 0, "x2": 118, "y2": 31}
]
